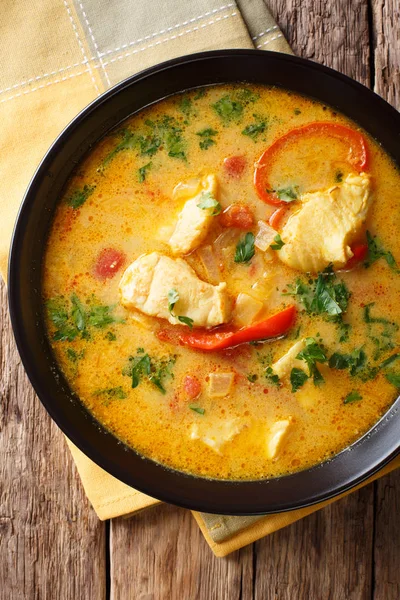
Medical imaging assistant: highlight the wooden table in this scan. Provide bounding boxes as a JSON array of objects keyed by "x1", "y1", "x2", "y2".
[{"x1": 1, "y1": 1, "x2": 399, "y2": 598}]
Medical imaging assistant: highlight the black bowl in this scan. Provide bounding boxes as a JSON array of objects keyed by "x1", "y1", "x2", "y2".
[{"x1": 8, "y1": 50, "x2": 400, "y2": 515}]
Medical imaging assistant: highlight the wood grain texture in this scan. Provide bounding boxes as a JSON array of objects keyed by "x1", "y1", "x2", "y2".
[
  {"x1": 371, "y1": 0, "x2": 400, "y2": 108},
  {"x1": 0, "y1": 280, "x2": 106, "y2": 600}
]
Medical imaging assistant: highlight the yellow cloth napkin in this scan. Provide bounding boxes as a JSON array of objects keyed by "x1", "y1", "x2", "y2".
[{"x1": 1, "y1": 0, "x2": 398, "y2": 557}]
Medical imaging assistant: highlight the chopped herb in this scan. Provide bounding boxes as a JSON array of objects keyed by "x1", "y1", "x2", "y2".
[
  {"x1": 335, "y1": 170, "x2": 344, "y2": 183},
  {"x1": 105, "y1": 331, "x2": 117, "y2": 341},
  {"x1": 139, "y1": 115, "x2": 186, "y2": 160},
  {"x1": 270, "y1": 234, "x2": 285, "y2": 251},
  {"x1": 99, "y1": 129, "x2": 137, "y2": 170},
  {"x1": 66, "y1": 184, "x2": 95, "y2": 209},
  {"x1": 275, "y1": 187, "x2": 299, "y2": 203},
  {"x1": 363, "y1": 303, "x2": 399, "y2": 360},
  {"x1": 167, "y1": 288, "x2": 179, "y2": 313},
  {"x1": 338, "y1": 321, "x2": 351, "y2": 343},
  {"x1": 290, "y1": 368, "x2": 309, "y2": 393},
  {"x1": 296, "y1": 337, "x2": 327, "y2": 386},
  {"x1": 177, "y1": 316, "x2": 194, "y2": 329},
  {"x1": 47, "y1": 295, "x2": 123, "y2": 342},
  {"x1": 242, "y1": 115, "x2": 267, "y2": 141},
  {"x1": 285, "y1": 265, "x2": 350, "y2": 319},
  {"x1": 265, "y1": 366, "x2": 280, "y2": 387},
  {"x1": 234, "y1": 232, "x2": 255, "y2": 263},
  {"x1": 344, "y1": 390, "x2": 362, "y2": 404},
  {"x1": 365, "y1": 231, "x2": 400, "y2": 272},
  {"x1": 138, "y1": 162, "x2": 152, "y2": 182},
  {"x1": 189, "y1": 404, "x2": 205, "y2": 415},
  {"x1": 386, "y1": 372, "x2": 400, "y2": 388},
  {"x1": 379, "y1": 353, "x2": 400, "y2": 369},
  {"x1": 66, "y1": 348, "x2": 84, "y2": 362},
  {"x1": 328, "y1": 347, "x2": 367, "y2": 376},
  {"x1": 235, "y1": 88, "x2": 260, "y2": 104},
  {"x1": 149, "y1": 355, "x2": 177, "y2": 393},
  {"x1": 197, "y1": 191, "x2": 221, "y2": 215},
  {"x1": 247, "y1": 373, "x2": 258, "y2": 383},
  {"x1": 289, "y1": 325, "x2": 301, "y2": 340},
  {"x1": 363, "y1": 302, "x2": 395, "y2": 326},
  {"x1": 196, "y1": 127, "x2": 218, "y2": 150},
  {"x1": 294, "y1": 108, "x2": 301, "y2": 115},
  {"x1": 178, "y1": 96, "x2": 192, "y2": 117},
  {"x1": 130, "y1": 354, "x2": 151, "y2": 389},
  {"x1": 137, "y1": 347, "x2": 145, "y2": 354},
  {"x1": 194, "y1": 88, "x2": 206, "y2": 99},
  {"x1": 167, "y1": 289, "x2": 194, "y2": 328},
  {"x1": 213, "y1": 95, "x2": 243, "y2": 123},
  {"x1": 93, "y1": 386, "x2": 127, "y2": 405}
]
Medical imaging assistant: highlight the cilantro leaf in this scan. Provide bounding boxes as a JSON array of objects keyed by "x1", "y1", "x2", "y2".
[
  {"x1": 197, "y1": 191, "x2": 221, "y2": 215},
  {"x1": 275, "y1": 187, "x2": 298, "y2": 203},
  {"x1": 344, "y1": 390, "x2": 362, "y2": 404},
  {"x1": 93, "y1": 386, "x2": 128, "y2": 403},
  {"x1": 189, "y1": 405, "x2": 205, "y2": 415},
  {"x1": 386, "y1": 372, "x2": 400, "y2": 388},
  {"x1": 167, "y1": 289, "x2": 179, "y2": 313},
  {"x1": 296, "y1": 337, "x2": 327, "y2": 386},
  {"x1": 242, "y1": 116, "x2": 266, "y2": 141},
  {"x1": 196, "y1": 128, "x2": 218, "y2": 150},
  {"x1": 213, "y1": 95, "x2": 243, "y2": 123},
  {"x1": 138, "y1": 162, "x2": 152, "y2": 182},
  {"x1": 290, "y1": 368, "x2": 309, "y2": 393},
  {"x1": 234, "y1": 232, "x2": 255, "y2": 263},
  {"x1": 265, "y1": 366, "x2": 280, "y2": 387},
  {"x1": 270, "y1": 234, "x2": 285, "y2": 251},
  {"x1": 177, "y1": 316, "x2": 194, "y2": 329},
  {"x1": 365, "y1": 231, "x2": 399, "y2": 272},
  {"x1": 100, "y1": 129, "x2": 137, "y2": 170},
  {"x1": 66, "y1": 184, "x2": 95, "y2": 209}
]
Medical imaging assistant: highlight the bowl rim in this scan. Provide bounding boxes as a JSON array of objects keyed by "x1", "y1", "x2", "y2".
[{"x1": 8, "y1": 49, "x2": 400, "y2": 515}]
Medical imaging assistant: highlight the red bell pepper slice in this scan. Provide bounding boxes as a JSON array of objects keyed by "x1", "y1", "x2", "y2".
[
  {"x1": 254, "y1": 122, "x2": 369, "y2": 206},
  {"x1": 178, "y1": 305, "x2": 296, "y2": 351},
  {"x1": 342, "y1": 243, "x2": 368, "y2": 270},
  {"x1": 268, "y1": 206, "x2": 288, "y2": 230}
]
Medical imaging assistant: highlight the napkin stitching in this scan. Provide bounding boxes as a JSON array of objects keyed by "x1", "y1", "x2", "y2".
[
  {"x1": 0, "y1": 68, "x2": 98, "y2": 105},
  {"x1": 251, "y1": 25, "x2": 278, "y2": 40},
  {"x1": 101, "y1": 12, "x2": 238, "y2": 67},
  {"x1": 0, "y1": 2, "x2": 236, "y2": 98},
  {"x1": 62, "y1": 0, "x2": 100, "y2": 94},
  {"x1": 97, "y1": 3, "x2": 236, "y2": 58},
  {"x1": 255, "y1": 33, "x2": 283, "y2": 48},
  {"x1": 78, "y1": 0, "x2": 111, "y2": 86}
]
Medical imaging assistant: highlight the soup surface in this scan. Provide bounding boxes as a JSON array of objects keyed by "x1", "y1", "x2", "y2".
[{"x1": 43, "y1": 84, "x2": 400, "y2": 480}]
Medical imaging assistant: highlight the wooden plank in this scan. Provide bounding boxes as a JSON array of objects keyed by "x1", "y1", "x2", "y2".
[
  {"x1": 253, "y1": 487, "x2": 374, "y2": 599},
  {"x1": 268, "y1": 0, "x2": 370, "y2": 82},
  {"x1": 371, "y1": 0, "x2": 400, "y2": 109},
  {"x1": 0, "y1": 280, "x2": 106, "y2": 600},
  {"x1": 110, "y1": 504, "x2": 254, "y2": 600},
  {"x1": 371, "y1": 1, "x2": 400, "y2": 598}
]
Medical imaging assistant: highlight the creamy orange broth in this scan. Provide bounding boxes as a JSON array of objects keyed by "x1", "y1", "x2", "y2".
[{"x1": 43, "y1": 84, "x2": 400, "y2": 480}]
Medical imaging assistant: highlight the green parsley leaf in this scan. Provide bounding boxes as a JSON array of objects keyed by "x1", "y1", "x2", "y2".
[
  {"x1": 66, "y1": 184, "x2": 95, "y2": 209},
  {"x1": 379, "y1": 353, "x2": 400, "y2": 369},
  {"x1": 241, "y1": 116, "x2": 266, "y2": 141},
  {"x1": 99, "y1": 129, "x2": 137, "y2": 170},
  {"x1": 105, "y1": 331, "x2": 117, "y2": 341},
  {"x1": 296, "y1": 337, "x2": 327, "y2": 386},
  {"x1": 194, "y1": 88, "x2": 206, "y2": 100},
  {"x1": 386, "y1": 372, "x2": 400, "y2": 388},
  {"x1": 265, "y1": 366, "x2": 280, "y2": 387},
  {"x1": 197, "y1": 191, "x2": 221, "y2": 215},
  {"x1": 290, "y1": 368, "x2": 309, "y2": 393},
  {"x1": 270, "y1": 234, "x2": 285, "y2": 251},
  {"x1": 93, "y1": 386, "x2": 128, "y2": 405},
  {"x1": 275, "y1": 187, "x2": 298, "y2": 203},
  {"x1": 167, "y1": 288, "x2": 179, "y2": 313},
  {"x1": 234, "y1": 232, "x2": 255, "y2": 263},
  {"x1": 71, "y1": 294, "x2": 86, "y2": 331},
  {"x1": 365, "y1": 231, "x2": 399, "y2": 272},
  {"x1": 178, "y1": 96, "x2": 192, "y2": 117},
  {"x1": 294, "y1": 108, "x2": 301, "y2": 115},
  {"x1": 247, "y1": 373, "x2": 258, "y2": 383},
  {"x1": 189, "y1": 405, "x2": 205, "y2": 415},
  {"x1": 178, "y1": 316, "x2": 194, "y2": 329},
  {"x1": 138, "y1": 162, "x2": 152, "y2": 182},
  {"x1": 335, "y1": 170, "x2": 344, "y2": 183},
  {"x1": 213, "y1": 95, "x2": 243, "y2": 123},
  {"x1": 196, "y1": 128, "x2": 218, "y2": 151},
  {"x1": 344, "y1": 390, "x2": 362, "y2": 404}
]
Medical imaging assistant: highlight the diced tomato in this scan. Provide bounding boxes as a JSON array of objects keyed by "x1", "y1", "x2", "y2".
[
  {"x1": 224, "y1": 156, "x2": 247, "y2": 178},
  {"x1": 183, "y1": 375, "x2": 201, "y2": 399},
  {"x1": 254, "y1": 122, "x2": 369, "y2": 205},
  {"x1": 220, "y1": 204, "x2": 254, "y2": 229},
  {"x1": 94, "y1": 248, "x2": 126, "y2": 279},
  {"x1": 268, "y1": 206, "x2": 288, "y2": 230},
  {"x1": 343, "y1": 243, "x2": 368, "y2": 270}
]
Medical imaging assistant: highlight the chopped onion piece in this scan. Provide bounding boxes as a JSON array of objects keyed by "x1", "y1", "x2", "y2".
[
  {"x1": 254, "y1": 220, "x2": 277, "y2": 252},
  {"x1": 197, "y1": 245, "x2": 220, "y2": 284},
  {"x1": 213, "y1": 228, "x2": 239, "y2": 251},
  {"x1": 208, "y1": 372, "x2": 235, "y2": 398},
  {"x1": 233, "y1": 293, "x2": 263, "y2": 327},
  {"x1": 172, "y1": 178, "x2": 201, "y2": 200}
]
